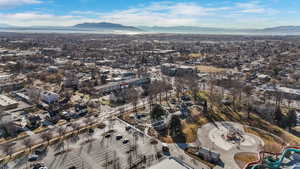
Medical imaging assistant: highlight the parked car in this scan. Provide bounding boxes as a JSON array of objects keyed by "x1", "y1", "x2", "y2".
[
  {"x1": 104, "y1": 134, "x2": 111, "y2": 138},
  {"x1": 116, "y1": 135, "x2": 123, "y2": 140},
  {"x1": 122, "y1": 139, "x2": 129, "y2": 144},
  {"x1": 28, "y1": 154, "x2": 39, "y2": 162},
  {"x1": 125, "y1": 126, "x2": 131, "y2": 131},
  {"x1": 32, "y1": 163, "x2": 46, "y2": 169},
  {"x1": 88, "y1": 128, "x2": 94, "y2": 134}
]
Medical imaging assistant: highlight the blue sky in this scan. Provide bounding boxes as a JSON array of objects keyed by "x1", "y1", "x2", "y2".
[{"x1": 0, "y1": 0, "x2": 299, "y2": 28}]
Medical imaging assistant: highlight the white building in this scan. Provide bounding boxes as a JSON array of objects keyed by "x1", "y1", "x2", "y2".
[
  {"x1": 0, "y1": 74, "x2": 11, "y2": 82},
  {"x1": 40, "y1": 91, "x2": 59, "y2": 104},
  {"x1": 0, "y1": 95, "x2": 19, "y2": 110}
]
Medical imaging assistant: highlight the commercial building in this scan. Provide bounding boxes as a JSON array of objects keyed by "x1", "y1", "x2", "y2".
[
  {"x1": 161, "y1": 63, "x2": 197, "y2": 76},
  {"x1": 261, "y1": 85, "x2": 300, "y2": 100},
  {"x1": 94, "y1": 77, "x2": 150, "y2": 95},
  {"x1": 0, "y1": 95, "x2": 19, "y2": 110},
  {"x1": 40, "y1": 91, "x2": 59, "y2": 104}
]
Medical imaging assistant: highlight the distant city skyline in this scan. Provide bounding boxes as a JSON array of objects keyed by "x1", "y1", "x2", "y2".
[{"x1": 0, "y1": 0, "x2": 299, "y2": 28}]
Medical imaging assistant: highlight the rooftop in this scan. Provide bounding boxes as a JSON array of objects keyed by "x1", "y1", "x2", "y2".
[{"x1": 0, "y1": 95, "x2": 18, "y2": 107}]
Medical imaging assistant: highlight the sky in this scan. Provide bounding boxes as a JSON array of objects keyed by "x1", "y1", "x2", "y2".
[{"x1": 0, "y1": 0, "x2": 299, "y2": 28}]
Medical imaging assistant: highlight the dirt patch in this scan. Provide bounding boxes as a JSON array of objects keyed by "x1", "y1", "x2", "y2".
[
  {"x1": 182, "y1": 121, "x2": 199, "y2": 143},
  {"x1": 234, "y1": 152, "x2": 258, "y2": 169}
]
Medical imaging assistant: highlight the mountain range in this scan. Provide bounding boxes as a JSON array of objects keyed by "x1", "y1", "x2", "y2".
[
  {"x1": 0, "y1": 22, "x2": 300, "y2": 35},
  {"x1": 74, "y1": 22, "x2": 141, "y2": 31}
]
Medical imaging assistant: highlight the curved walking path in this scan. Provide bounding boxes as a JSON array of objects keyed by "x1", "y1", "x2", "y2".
[{"x1": 197, "y1": 121, "x2": 264, "y2": 169}]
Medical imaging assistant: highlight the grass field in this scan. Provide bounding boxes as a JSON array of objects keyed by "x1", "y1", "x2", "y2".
[
  {"x1": 197, "y1": 65, "x2": 230, "y2": 73},
  {"x1": 234, "y1": 152, "x2": 258, "y2": 169}
]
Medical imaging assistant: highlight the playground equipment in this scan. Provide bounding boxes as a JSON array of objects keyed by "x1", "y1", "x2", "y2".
[
  {"x1": 223, "y1": 128, "x2": 245, "y2": 144},
  {"x1": 244, "y1": 146, "x2": 300, "y2": 169}
]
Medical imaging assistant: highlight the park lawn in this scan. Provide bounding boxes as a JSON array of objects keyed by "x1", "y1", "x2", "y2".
[
  {"x1": 100, "y1": 98, "x2": 111, "y2": 106},
  {"x1": 234, "y1": 152, "x2": 258, "y2": 169},
  {"x1": 159, "y1": 136, "x2": 173, "y2": 144},
  {"x1": 247, "y1": 113, "x2": 300, "y2": 145},
  {"x1": 157, "y1": 121, "x2": 199, "y2": 143},
  {"x1": 245, "y1": 127, "x2": 283, "y2": 153},
  {"x1": 197, "y1": 65, "x2": 230, "y2": 73},
  {"x1": 181, "y1": 121, "x2": 199, "y2": 143},
  {"x1": 188, "y1": 53, "x2": 206, "y2": 59},
  {"x1": 197, "y1": 91, "x2": 209, "y2": 100}
]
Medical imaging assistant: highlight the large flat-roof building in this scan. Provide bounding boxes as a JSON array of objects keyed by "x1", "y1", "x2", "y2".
[
  {"x1": 94, "y1": 77, "x2": 150, "y2": 95},
  {"x1": 40, "y1": 91, "x2": 59, "y2": 104},
  {"x1": 161, "y1": 63, "x2": 197, "y2": 76},
  {"x1": 0, "y1": 95, "x2": 19, "y2": 110}
]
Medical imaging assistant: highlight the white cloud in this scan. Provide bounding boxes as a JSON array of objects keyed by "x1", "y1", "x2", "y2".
[
  {"x1": 0, "y1": 12, "x2": 100, "y2": 26},
  {"x1": 234, "y1": 1, "x2": 279, "y2": 14},
  {"x1": 95, "y1": 2, "x2": 231, "y2": 27},
  {"x1": 0, "y1": 0, "x2": 42, "y2": 9}
]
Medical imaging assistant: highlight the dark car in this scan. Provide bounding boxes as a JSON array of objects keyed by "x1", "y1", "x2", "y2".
[
  {"x1": 35, "y1": 148, "x2": 47, "y2": 155},
  {"x1": 125, "y1": 126, "x2": 131, "y2": 131},
  {"x1": 88, "y1": 128, "x2": 94, "y2": 134},
  {"x1": 78, "y1": 110, "x2": 88, "y2": 117},
  {"x1": 116, "y1": 135, "x2": 123, "y2": 140},
  {"x1": 181, "y1": 95, "x2": 191, "y2": 101},
  {"x1": 122, "y1": 139, "x2": 129, "y2": 144},
  {"x1": 28, "y1": 154, "x2": 39, "y2": 162},
  {"x1": 42, "y1": 121, "x2": 53, "y2": 127},
  {"x1": 32, "y1": 163, "x2": 45, "y2": 169},
  {"x1": 170, "y1": 99, "x2": 177, "y2": 104},
  {"x1": 104, "y1": 134, "x2": 111, "y2": 138},
  {"x1": 71, "y1": 113, "x2": 80, "y2": 119}
]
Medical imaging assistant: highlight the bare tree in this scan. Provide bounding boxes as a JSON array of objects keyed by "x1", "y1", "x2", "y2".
[
  {"x1": 243, "y1": 85, "x2": 254, "y2": 119},
  {"x1": 22, "y1": 138, "x2": 34, "y2": 153},
  {"x1": 84, "y1": 117, "x2": 94, "y2": 126},
  {"x1": 1, "y1": 143, "x2": 14, "y2": 160},
  {"x1": 57, "y1": 127, "x2": 65, "y2": 138},
  {"x1": 127, "y1": 87, "x2": 139, "y2": 114},
  {"x1": 174, "y1": 76, "x2": 184, "y2": 102},
  {"x1": 185, "y1": 74, "x2": 200, "y2": 102},
  {"x1": 149, "y1": 81, "x2": 160, "y2": 104},
  {"x1": 41, "y1": 131, "x2": 53, "y2": 146},
  {"x1": 162, "y1": 76, "x2": 172, "y2": 101},
  {"x1": 26, "y1": 87, "x2": 41, "y2": 105},
  {"x1": 71, "y1": 123, "x2": 81, "y2": 136}
]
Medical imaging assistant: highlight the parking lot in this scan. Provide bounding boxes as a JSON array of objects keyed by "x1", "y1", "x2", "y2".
[{"x1": 8, "y1": 118, "x2": 164, "y2": 169}]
